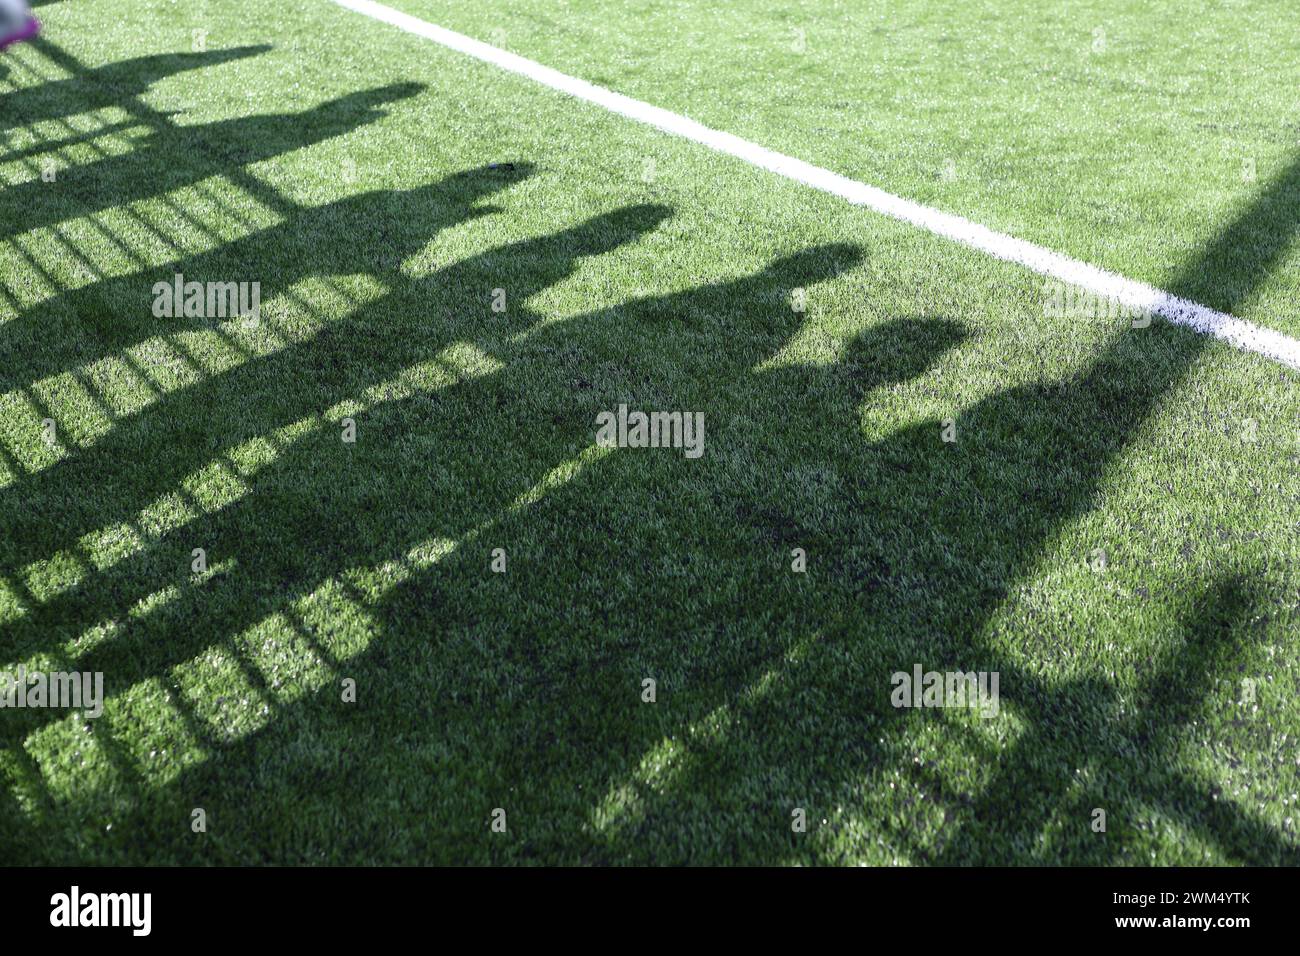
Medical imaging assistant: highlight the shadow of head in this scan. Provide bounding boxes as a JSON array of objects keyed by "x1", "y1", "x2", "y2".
[
  {"x1": 402, "y1": 160, "x2": 537, "y2": 202},
  {"x1": 466, "y1": 202, "x2": 673, "y2": 330},
  {"x1": 554, "y1": 202, "x2": 673, "y2": 257},
  {"x1": 1158, "y1": 572, "x2": 1262, "y2": 691},
  {"x1": 838, "y1": 315, "x2": 969, "y2": 385},
  {"x1": 319, "y1": 81, "x2": 426, "y2": 119},
  {"x1": 760, "y1": 242, "x2": 865, "y2": 289},
  {"x1": 130, "y1": 44, "x2": 273, "y2": 78},
  {"x1": 352, "y1": 161, "x2": 538, "y2": 218},
  {"x1": 308, "y1": 163, "x2": 542, "y2": 261},
  {"x1": 754, "y1": 312, "x2": 968, "y2": 412}
]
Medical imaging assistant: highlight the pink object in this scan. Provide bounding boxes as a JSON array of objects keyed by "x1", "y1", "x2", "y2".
[{"x1": 0, "y1": 15, "x2": 39, "y2": 51}]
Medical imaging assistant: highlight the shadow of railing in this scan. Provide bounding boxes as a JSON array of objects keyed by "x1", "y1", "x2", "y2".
[{"x1": 0, "y1": 30, "x2": 1296, "y2": 865}]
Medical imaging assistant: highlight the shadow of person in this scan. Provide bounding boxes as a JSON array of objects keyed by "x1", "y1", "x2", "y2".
[
  {"x1": 0, "y1": 46, "x2": 272, "y2": 133},
  {"x1": 3, "y1": 92, "x2": 1297, "y2": 863},
  {"x1": 594, "y1": 156, "x2": 1300, "y2": 864},
  {"x1": 554, "y1": 314, "x2": 1293, "y2": 864},
  {"x1": 0, "y1": 199, "x2": 672, "y2": 727},
  {"x1": 558, "y1": 150, "x2": 1300, "y2": 865},
  {"x1": 0, "y1": 163, "x2": 538, "y2": 624},
  {"x1": 0, "y1": 82, "x2": 424, "y2": 241},
  {"x1": 0, "y1": 245, "x2": 973, "y2": 864},
  {"x1": 0, "y1": 239, "x2": 859, "y2": 860},
  {"x1": 369, "y1": 140, "x2": 1300, "y2": 865},
  {"x1": 0, "y1": 162, "x2": 533, "y2": 393}
]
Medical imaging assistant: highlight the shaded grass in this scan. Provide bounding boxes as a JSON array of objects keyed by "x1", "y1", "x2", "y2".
[{"x1": 0, "y1": 0, "x2": 1297, "y2": 864}]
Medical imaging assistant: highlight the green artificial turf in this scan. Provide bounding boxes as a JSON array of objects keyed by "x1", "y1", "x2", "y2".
[
  {"x1": 0, "y1": 0, "x2": 1297, "y2": 864},
  {"x1": 390, "y1": 0, "x2": 1300, "y2": 340}
]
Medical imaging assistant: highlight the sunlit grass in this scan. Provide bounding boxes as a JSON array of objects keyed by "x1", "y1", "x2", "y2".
[{"x1": 0, "y1": 0, "x2": 1295, "y2": 866}]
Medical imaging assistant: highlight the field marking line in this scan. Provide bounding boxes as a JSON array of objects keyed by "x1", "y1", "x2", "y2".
[{"x1": 333, "y1": 0, "x2": 1300, "y2": 371}]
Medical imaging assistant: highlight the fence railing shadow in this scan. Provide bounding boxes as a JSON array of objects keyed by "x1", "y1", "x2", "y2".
[{"x1": 0, "y1": 31, "x2": 1295, "y2": 865}]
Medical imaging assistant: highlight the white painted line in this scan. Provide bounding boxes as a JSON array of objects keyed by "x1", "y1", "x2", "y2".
[{"x1": 333, "y1": 0, "x2": 1300, "y2": 371}]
